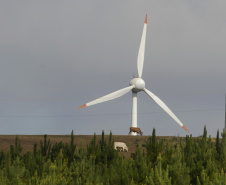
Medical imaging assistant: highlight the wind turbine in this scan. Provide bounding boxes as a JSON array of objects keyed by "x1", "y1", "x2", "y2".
[{"x1": 79, "y1": 15, "x2": 189, "y2": 135}]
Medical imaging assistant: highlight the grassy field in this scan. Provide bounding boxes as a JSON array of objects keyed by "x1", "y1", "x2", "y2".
[{"x1": 0, "y1": 135, "x2": 188, "y2": 158}]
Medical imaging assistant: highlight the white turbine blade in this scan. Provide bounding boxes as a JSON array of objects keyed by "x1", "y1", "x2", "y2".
[
  {"x1": 137, "y1": 14, "x2": 147, "y2": 78},
  {"x1": 79, "y1": 86, "x2": 134, "y2": 108},
  {"x1": 143, "y1": 88, "x2": 189, "y2": 132}
]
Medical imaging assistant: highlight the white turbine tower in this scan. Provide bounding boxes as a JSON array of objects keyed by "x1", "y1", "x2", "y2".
[{"x1": 79, "y1": 15, "x2": 189, "y2": 135}]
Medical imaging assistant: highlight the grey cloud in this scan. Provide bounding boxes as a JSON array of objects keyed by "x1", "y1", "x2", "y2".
[{"x1": 0, "y1": 0, "x2": 225, "y2": 136}]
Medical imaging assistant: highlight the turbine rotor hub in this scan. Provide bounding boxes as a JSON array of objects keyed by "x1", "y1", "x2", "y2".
[{"x1": 130, "y1": 78, "x2": 145, "y2": 92}]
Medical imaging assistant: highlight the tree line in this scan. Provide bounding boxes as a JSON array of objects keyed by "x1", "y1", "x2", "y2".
[{"x1": 0, "y1": 127, "x2": 226, "y2": 184}]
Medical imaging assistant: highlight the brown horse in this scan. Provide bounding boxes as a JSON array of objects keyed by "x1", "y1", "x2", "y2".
[{"x1": 129, "y1": 127, "x2": 143, "y2": 136}]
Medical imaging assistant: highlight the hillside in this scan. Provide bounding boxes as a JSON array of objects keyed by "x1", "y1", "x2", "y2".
[
  {"x1": 0, "y1": 135, "x2": 187, "y2": 157},
  {"x1": 0, "y1": 128, "x2": 224, "y2": 184}
]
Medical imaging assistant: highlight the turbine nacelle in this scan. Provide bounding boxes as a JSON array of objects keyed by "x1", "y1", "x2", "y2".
[{"x1": 130, "y1": 78, "x2": 145, "y2": 93}]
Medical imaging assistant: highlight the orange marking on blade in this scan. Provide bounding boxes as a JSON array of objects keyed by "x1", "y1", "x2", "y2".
[
  {"x1": 79, "y1": 104, "x2": 86, "y2": 109},
  {"x1": 182, "y1": 125, "x2": 189, "y2": 133},
  {"x1": 145, "y1": 14, "x2": 147, "y2": 24}
]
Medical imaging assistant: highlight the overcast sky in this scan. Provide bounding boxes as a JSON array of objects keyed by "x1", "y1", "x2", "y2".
[{"x1": 0, "y1": 1, "x2": 225, "y2": 137}]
